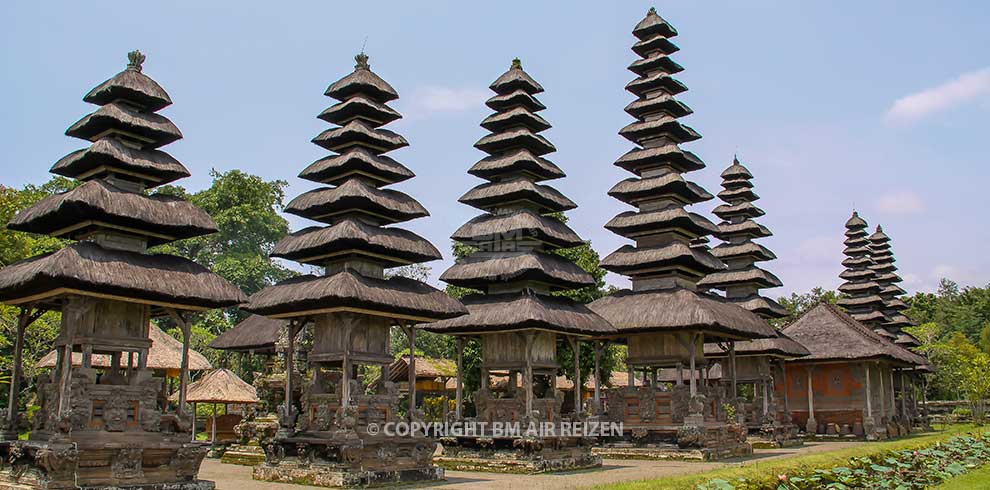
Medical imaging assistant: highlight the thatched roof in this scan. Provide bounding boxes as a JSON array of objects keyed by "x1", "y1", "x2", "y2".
[
  {"x1": 480, "y1": 107, "x2": 552, "y2": 133},
  {"x1": 697, "y1": 266, "x2": 783, "y2": 289},
  {"x1": 172, "y1": 369, "x2": 259, "y2": 404},
  {"x1": 38, "y1": 323, "x2": 212, "y2": 371},
  {"x1": 713, "y1": 201, "x2": 765, "y2": 220},
  {"x1": 716, "y1": 220, "x2": 772, "y2": 240},
  {"x1": 632, "y1": 32, "x2": 679, "y2": 57},
  {"x1": 272, "y1": 219, "x2": 441, "y2": 267},
  {"x1": 628, "y1": 53, "x2": 684, "y2": 77},
  {"x1": 312, "y1": 120, "x2": 408, "y2": 153},
  {"x1": 66, "y1": 102, "x2": 181, "y2": 149},
  {"x1": 424, "y1": 291, "x2": 615, "y2": 336},
  {"x1": 624, "y1": 94, "x2": 691, "y2": 120},
  {"x1": 634, "y1": 7, "x2": 677, "y2": 39},
  {"x1": 459, "y1": 179, "x2": 576, "y2": 213},
  {"x1": 625, "y1": 72, "x2": 688, "y2": 99},
  {"x1": 324, "y1": 54, "x2": 399, "y2": 103},
  {"x1": 298, "y1": 147, "x2": 413, "y2": 187},
  {"x1": 704, "y1": 332, "x2": 810, "y2": 359},
  {"x1": 440, "y1": 252, "x2": 594, "y2": 291},
  {"x1": 475, "y1": 128, "x2": 556, "y2": 156},
  {"x1": 588, "y1": 287, "x2": 775, "y2": 340},
  {"x1": 781, "y1": 303, "x2": 925, "y2": 365},
  {"x1": 601, "y1": 242, "x2": 724, "y2": 276},
  {"x1": 0, "y1": 241, "x2": 246, "y2": 311},
  {"x1": 467, "y1": 148, "x2": 564, "y2": 182},
  {"x1": 486, "y1": 89, "x2": 546, "y2": 112},
  {"x1": 710, "y1": 242, "x2": 776, "y2": 262},
  {"x1": 490, "y1": 60, "x2": 544, "y2": 95},
  {"x1": 285, "y1": 179, "x2": 428, "y2": 225},
  {"x1": 605, "y1": 207, "x2": 718, "y2": 240},
  {"x1": 209, "y1": 314, "x2": 287, "y2": 353},
  {"x1": 318, "y1": 96, "x2": 402, "y2": 126},
  {"x1": 243, "y1": 270, "x2": 466, "y2": 320},
  {"x1": 8, "y1": 180, "x2": 217, "y2": 245},
  {"x1": 451, "y1": 209, "x2": 583, "y2": 250},
  {"x1": 620, "y1": 116, "x2": 700, "y2": 145},
  {"x1": 613, "y1": 146, "x2": 704, "y2": 176},
  {"x1": 388, "y1": 356, "x2": 458, "y2": 382},
  {"x1": 728, "y1": 294, "x2": 788, "y2": 319},
  {"x1": 608, "y1": 173, "x2": 712, "y2": 206},
  {"x1": 51, "y1": 137, "x2": 190, "y2": 187},
  {"x1": 83, "y1": 53, "x2": 172, "y2": 111}
]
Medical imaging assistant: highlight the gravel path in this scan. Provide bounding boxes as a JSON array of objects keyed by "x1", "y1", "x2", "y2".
[{"x1": 199, "y1": 441, "x2": 866, "y2": 490}]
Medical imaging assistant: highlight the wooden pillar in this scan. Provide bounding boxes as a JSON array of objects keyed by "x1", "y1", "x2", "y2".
[
  {"x1": 138, "y1": 348, "x2": 148, "y2": 370},
  {"x1": 762, "y1": 377, "x2": 770, "y2": 417},
  {"x1": 865, "y1": 363, "x2": 873, "y2": 418},
  {"x1": 4, "y1": 308, "x2": 35, "y2": 433},
  {"x1": 780, "y1": 360, "x2": 789, "y2": 414},
  {"x1": 806, "y1": 367, "x2": 815, "y2": 431},
  {"x1": 211, "y1": 403, "x2": 218, "y2": 443},
  {"x1": 404, "y1": 323, "x2": 417, "y2": 419},
  {"x1": 593, "y1": 341, "x2": 602, "y2": 409},
  {"x1": 167, "y1": 309, "x2": 192, "y2": 418},
  {"x1": 729, "y1": 341, "x2": 737, "y2": 398},
  {"x1": 82, "y1": 344, "x2": 93, "y2": 369},
  {"x1": 878, "y1": 363, "x2": 886, "y2": 419},
  {"x1": 627, "y1": 363, "x2": 634, "y2": 387},
  {"x1": 524, "y1": 332, "x2": 535, "y2": 417},
  {"x1": 889, "y1": 369, "x2": 896, "y2": 418},
  {"x1": 284, "y1": 320, "x2": 299, "y2": 423},
  {"x1": 676, "y1": 363, "x2": 683, "y2": 385},
  {"x1": 191, "y1": 402, "x2": 197, "y2": 442},
  {"x1": 455, "y1": 337, "x2": 465, "y2": 419},
  {"x1": 689, "y1": 334, "x2": 697, "y2": 397},
  {"x1": 341, "y1": 323, "x2": 351, "y2": 407},
  {"x1": 569, "y1": 337, "x2": 581, "y2": 414}
]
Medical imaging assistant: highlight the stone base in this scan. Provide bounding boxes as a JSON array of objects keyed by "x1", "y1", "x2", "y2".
[
  {"x1": 748, "y1": 437, "x2": 803, "y2": 449},
  {"x1": 220, "y1": 445, "x2": 266, "y2": 466},
  {"x1": 435, "y1": 437, "x2": 601, "y2": 474},
  {"x1": 594, "y1": 441, "x2": 752, "y2": 462},
  {"x1": 0, "y1": 472, "x2": 214, "y2": 490},
  {"x1": 253, "y1": 462, "x2": 443, "y2": 488}
]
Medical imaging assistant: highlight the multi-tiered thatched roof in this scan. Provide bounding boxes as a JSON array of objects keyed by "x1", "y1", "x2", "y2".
[
  {"x1": 588, "y1": 9, "x2": 773, "y2": 341},
  {"x1": 209, "y1": 314, "x2": 287, "y2": 354},
  {"x1": 244, "y1": 53, "x2": 464, "y2": 322},
  {"x1": 868, "y1": 226, "x2": 919, "y2": 347},
  {"x1": 836, "y1": 212, "x2": 887, "y2": 328},
  {"x1": 0, "y1": 51, "x2": 245, "y2": 313},
  {"x1": 427, "y1": 59, "x2": 612, "y2": 336},
  {"x1": 698, "y1": 157, "x2": 786, "y2": 318}
]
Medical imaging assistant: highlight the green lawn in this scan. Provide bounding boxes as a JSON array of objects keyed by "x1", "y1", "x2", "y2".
[
  {"x1": 935, "y1": 463, "x2": 990, "y2": 490},
  {"x1": 597, "y1": 425, "x2": 983, "y2": 490}
]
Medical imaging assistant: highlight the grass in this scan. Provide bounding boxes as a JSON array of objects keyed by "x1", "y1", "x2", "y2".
[
  {"x1": 935, "y1": 463, "x2": 990, "y2": 489},
  {"x1": 597, "y1": 424, "x2": 983, "y2": 490}
]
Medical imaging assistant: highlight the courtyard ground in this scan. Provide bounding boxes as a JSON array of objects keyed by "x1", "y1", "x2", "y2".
[{"x1": 198, "y1": 440, "x2": 866, "y2": 490}]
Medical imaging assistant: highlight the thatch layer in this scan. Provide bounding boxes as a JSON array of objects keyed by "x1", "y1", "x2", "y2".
[
  {"x1": 459, "y1": 179, "x2": 576, "y2": 213},
  {"x1": 490, "y1": 62, "x2": 544, "y2": 95},
  {"x1": 588, "y1": 287, "x2": 775, "y2": 339},
  {"x1": 272, "y1": 219, "x2": 441, "y2": 266},
  {"x1": 425, "y1": 291, "x2": 615, "y2": 336},
  {"x1": 285, "y1": 178, "x2": 428, "y2": 224},
  {"x1": 613, "y1": 145, "x2": 704, "y2": 175},
  {"x1": 608, "y1": 173, "x2": 713, "y2": 205},
  {"x1": 697, "y1": 266, "x2": 783, "y2": 289},
  {"x1": 467, "y1": 148, "x2": 564, "y2": 182},
  {"x1": 38, "y1": 324, "x2": 212, "y2": 371},
  {"x1": 388, "y1": 356, "x2": 458, "y2": 381},
  {"x1": 175, "y1": 368, "x2": 259, "y2": 404},
  {"x1": 624, "y1": 94, "x2": 691, "y2": 119},
  {"x1": 704, "y1": 333, "x2": 810, "y2": 359},
  {"x1": 298, "y1": 147, "x2": 414, "y2": 186},
  {"x1": 8, "y1": 180, "x2": 217, "y2": 245},
  {"x1": 0, "y1": 242, "x2": 247, "y2": 310},
  {"x1": 209, "y1": 314, "x2": 287, "y2": 352},
  {"x1": 312, "y1": 120, "x2": 408, "y2": 153},
  {"x1": 318, "y1": 96, "x2": 402, "y2": 126},
  {"x1": 486, "y1": 89, "x2": 546, "y2": 112},
  {"x1": 51, "y1": 137, "x2": 190, "y2": 186},
  {"x1": 244, "y1": 270, "x2": 466, "y2": 320},
  {"x1": 605, "y1": 207, "x2": 718, "y2": 239},
  {"x1": 601, "y1": 242, "x2": 724, "y2": 276},
  {"x1": 440, "y1": 252, "x2": 595, "y2": 290},
  {"x1": 451, "y1": 209, "x2": 583, "y2": 249},
  {"x1": 65, "y1": 102, "x2": 182, "y2": 149},
  {"x1": 619, "y1": 116, "x2": 701, "y2": 145},
  {"x1": 84, "y1": 65, "x2": 172, "y2": 111},
  {"x1": 325, "y1": 58, "x2": 399, "y2": 103},
  {"x1": 781, "y1": 303, "x2": 925, "y2": 365}
]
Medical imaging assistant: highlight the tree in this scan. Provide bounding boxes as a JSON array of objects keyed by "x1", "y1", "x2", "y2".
[{"x1": 774, "y1": 287, "x2": 839, "y2": 327}]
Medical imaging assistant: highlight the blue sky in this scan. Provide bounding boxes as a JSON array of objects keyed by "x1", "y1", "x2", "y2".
[{"x1": 2, "y1": 1, "x2": 988, "y2": 297}]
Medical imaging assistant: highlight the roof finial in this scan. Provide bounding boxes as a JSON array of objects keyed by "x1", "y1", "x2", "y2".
[
  {"x1": 648, "y1": 6, "x2": 657, "y2": 15},
  {"x1": 876, "y1": 224, "x2": 883, "y2": 232},
  {"x1": 511, "y1": 58, "x2": 522, "y2": 69},
  {"x1": 733, "y1": 153, "x2": 739, "y2": 165},
  {"x1": 127, "y1": 50, "x2": 145, "y2": 72},
  {"x1": 355, "y1": 51, "x2": 370, "y2": 70}
]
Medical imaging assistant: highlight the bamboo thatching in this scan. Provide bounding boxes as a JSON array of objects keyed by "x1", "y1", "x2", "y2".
[
  {"x1": 589, "y1": 288, "x2": 775, "y2": 339},
  {"x1": 209, "y1": 314, "x2": 287, "y2": 353},
  {"x1": 51, "y1": 137, "x2": 190, "y2": 187},
  {"x1": 244, "y1": 270, "x2": 466, "y2": 320},
  {"x1": 38, "y1": 323, "x2": 212, "y2": 372},
  {"x1": 0, "y1": 241, "x2": 247, "y2": 310},
  {"x1": 8, "y1": 179, "x2": 217, "y2": 244},
  {"x1": 425, "y1": 291, "x2": 614, "y2": 336},
  {"x1": 171, "y1": 368, "x2": 258, "y2": 404}
]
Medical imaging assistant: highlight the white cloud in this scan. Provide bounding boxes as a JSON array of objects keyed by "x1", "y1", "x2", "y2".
[
  {"x1": 407, "y1": 86, "x2": 488, "y2": 117},
  {"x1": 875, "y1": 190, "x2": 925, "y2": 216},
  {"x1": 885, "y1": 67, "x2": 990, "y2": 124}
]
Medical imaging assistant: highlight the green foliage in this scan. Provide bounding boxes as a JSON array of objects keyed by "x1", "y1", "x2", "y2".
[
  {"x1": 906, "y1": 279, "x2": 990, "y2": 345},
  {"x1": 774, "y1": 287, "x2": 839, "y2": 328}
]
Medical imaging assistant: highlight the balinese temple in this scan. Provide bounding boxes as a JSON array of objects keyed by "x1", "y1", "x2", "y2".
[
  {"x1": 425, "y1": 59, "x2": 613, "y2": 473},
  {"x1": 242, "y1": 53, "x2": 465, "y2": 487},
  {"x1": 836, "y1": 212, "x2": 888, "y2": 330},
  {"x1": 867, "y1": 226, "x2": 918, "y2": 347},
  {"x1": 0, "y1": 51, "x2": 245, "y2": 489},
  {"x1": 780, "y1": 304, "x2": 922, "y2": 439},
  {"x1": 587, "y1": 9, "x2": 775, "y2": 460},
  {"x1": 699, "y1": 157, "x2": 807, "y2": 446}
]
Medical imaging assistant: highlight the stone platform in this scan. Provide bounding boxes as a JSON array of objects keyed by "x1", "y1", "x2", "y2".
[
  {"x1": 220, "y1": 444, "x2": 266, "y2": 466},
  {"x1": 435, "y1": 437, "x2": 601, "y2": 474},
  {"x1": 253, "y1": 462, "x2": 443, "y2": 487}
]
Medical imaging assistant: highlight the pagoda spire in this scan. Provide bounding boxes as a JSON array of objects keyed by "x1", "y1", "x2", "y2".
[
  {"x1": 867, "y1": 225, "x2": 918, "y2": 346},
  {"x1": 836, "y1": 212, "x2": 887, "y2": 328},
  {"x1": 428, "y1": 58, "x2": 612, "y2": 336},
  {"x1": 697, "y1": 156, "x2": 786, "y2": 318}
]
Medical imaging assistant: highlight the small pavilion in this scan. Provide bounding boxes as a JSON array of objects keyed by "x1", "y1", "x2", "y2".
[{"x1": 173, "y1": 368, "x2": 260, "y2": 444}]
